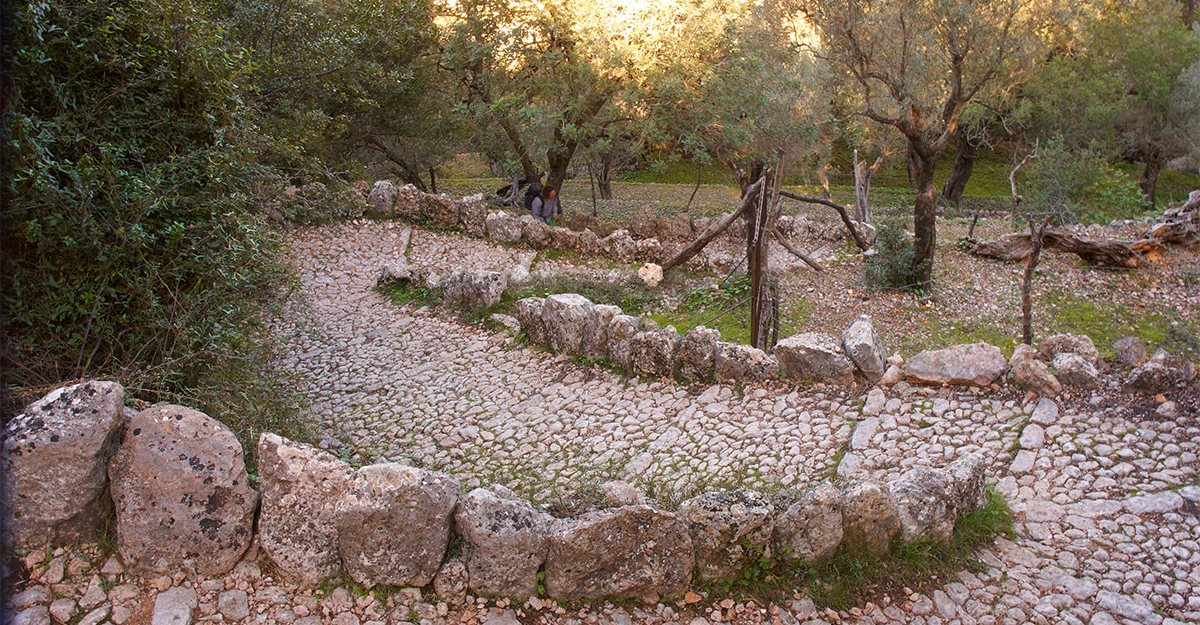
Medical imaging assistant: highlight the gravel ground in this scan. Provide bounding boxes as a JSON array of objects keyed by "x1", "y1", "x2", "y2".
[{"x1": 9, "y1": 217, "x2": 1199, "y2": 625}]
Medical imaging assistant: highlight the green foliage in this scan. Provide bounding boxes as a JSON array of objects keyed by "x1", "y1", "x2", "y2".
[
  {"x1": 1043, "y1": 291, "x2": 1200, "y2": 362},
  {"x1": 651, "y1": 274, "x2": 808, "y2": 346},
  {"x1": 863, "y1": 214, "x2": 927, "y2": 292},
  {"x1": 1018, "y1": 138, "x2": 1147, "y2": 225},
  {"x1": 218, "y1": 0, "x2": 451, "y2": 187},
  {"x1": 1, "y1": 0, "x2": 305, "y2": 455}
]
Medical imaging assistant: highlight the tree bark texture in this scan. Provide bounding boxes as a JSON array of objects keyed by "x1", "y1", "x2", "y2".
[
  {"x1": 1139, "y1": 155, "x2": 1163, "y2": 210},
  {"x1": 1021, "y1": 217, "x2": 1051, "y2": 345},
  {"x1": 969, "y1": 229, "x2": 1166, "y2": 268},
  {"x1": 909, "y1": 144, "x2": 940, "y2": 286},
  {"x1": 942, "y1": 131, "x2": 977, "y2": 206},
  {"x1": 853, "y1": 150, "x2": 883, "y2": 224}
]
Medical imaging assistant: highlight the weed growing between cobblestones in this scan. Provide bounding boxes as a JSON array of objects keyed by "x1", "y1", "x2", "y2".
[
  {"x1": 377, "y1": 282, "x2": 443, "y2": 308},
  {"x1": 700, "y1": 487, "x2": 1013, "y2": 610}
]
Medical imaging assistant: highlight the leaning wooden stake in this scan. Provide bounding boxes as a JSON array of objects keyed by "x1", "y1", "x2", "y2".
[
  {"x1": 771, "y1": 226, "x2": 825, "y2": 272},
  {"x1": 661, "y1": 177, "x2": 765, "y2": 272},
  {"x1": 779, "y1": 191, "x2": 870, "y2": 251},
  {"x1": 1021, "y1": 216, "x2": 1051, "y2": 345}
]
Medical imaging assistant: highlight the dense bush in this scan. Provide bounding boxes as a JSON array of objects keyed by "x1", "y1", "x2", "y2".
[
  {"x1": 1, "y1": 0, "x2": 304, "y2": 447},
  {"x1": 862, "y1": 213, "x2": 928, "y2": 292},
  {"x1": 1016, "y1": 138, "x2": 1148, "y2": 226}
]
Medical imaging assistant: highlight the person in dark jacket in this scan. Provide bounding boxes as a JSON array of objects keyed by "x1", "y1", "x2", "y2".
[{"x1": 531, "y1": 185, "x2": 560, "y2": 225}]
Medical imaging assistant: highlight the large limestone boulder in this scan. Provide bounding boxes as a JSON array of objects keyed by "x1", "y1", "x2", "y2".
[
  {"x1": 580, "y1": 305, "x2": 621, "y2": 362},
  {"x1": 598, "y1": 230, "x2": 636, "y2": 262},
  {"x1": 109, "y1": 406, "x2": 257, "y2": 575},
  {"x1": 485, "y1": 211, "x2": 523, "y2": 244},
  {"x1": 676, "y1": 491, "x2": 773, "y2": 582},
  {"x1": 630, "y1": 206, "x2": 658, "y2": 239},
  {"x1": 1039, "y1": 333, "x2": 1100, "y2": 365},
  {"x1": 629, "y1": 326, "x2": 681, "y2": 378},
  {"x1": 659, "y1": 212, "x2": 693, "y2": 242},
  {"x1": 549, "y1": 227, "x2": 581, "y2": 252},
  {"x1": 1052, "y1": 353, "x2": 1102, "y2": 389},
  {"x1": 421, "y1": 193, "x2": 458, "y2": 227},
  {"x1": 544, "y1": 506, "x2": 693, "y2": 603},
  {"x1": 773, "y1": 482, "x2": 843, "y2": 565},
  {"x1": 715, "y1": 342, "x2": 779, "y2": 383},
  {"x1": 677, "y1": 326, "x2": 720, "y2": 383},
  {"x1": 460, "y1": 271, "x2": 508, "y2": 311},
  {"x1": 607, "y1": 315, "x2": 642, "y2": 372},
  {"x1": 1113, "y1": 336, "x2": 1148, "y2": 367},
  {"x1": 1126, "y1": 348, "x2": 1191, "y2": 393},
  {"x1": 842, "y1": 315, "x2": 888, "y2": 383},
  {"x1": 841, "y1": 480, "x2": 901, "y2": 556},
  {"x1": 1008, "y1": 344, "x2": 1061, "y2": 397},
  {"x1": 1, "y1": 381, "x2": 125, "y2": 551},
  {"x1": 888, "y1": 467, "x2": 955, "y2": 543},
  {"x1": 366, "y1": 181, "x2": 397, "y2": 214},
  {"x1": 905, "y1": 342, "x2": 1006, "y2": 387},
  {"x1": 455, "y1": 487, "x2": 553, "y2": 598},
  {"x1": 634, "y1": 238, "x2": 663, "y2": 263},
  {"x1": 336, "y1": 464, "x2": 459, "y2": 588},
  {"x1": 574, "y1": 229, "x2": 601, "y2": 256},
  {"x1": 774, "y1": 332, "x2": 856, "y2": 386},
  {"x1": 393, "y1": 184, "x2": 423, "y2": 220},
  {"x1": 520, "y1": 215, "x2": 551, "y2": 249},
  {"x1": 455, "y1": 194, "x2": 488, "y2": 238},
  {"x1": 542, "y1": 294, "x2": 595, "y2": 356},
  {"x1": 514, "y1": 297, "x2": 547, "y2": 345},
  {"x1": 440, "y1": 270, "x2": 468, "y2": 307},
  {"x1": 375, "y1": 261, "x2": 424, "y2": 291},
  {"x1": 946, "y1": 453, "x2": 987, "y2": 514},
  {"x1": 258, "y1": 433, "x2": 354, "y2": 586}
]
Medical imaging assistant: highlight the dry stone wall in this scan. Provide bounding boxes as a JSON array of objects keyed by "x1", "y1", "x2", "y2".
[
  {"x1": 3, "y1": 382, "x2": 993, "y2": 605},
  {"x1": 369, "y1": 181, "x2": 1196, "y2": 396}
]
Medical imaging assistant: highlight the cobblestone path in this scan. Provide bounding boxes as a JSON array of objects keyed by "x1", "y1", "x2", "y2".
[{"x1": 265, "y1": 220, "x2": 1200, "y2": 625}]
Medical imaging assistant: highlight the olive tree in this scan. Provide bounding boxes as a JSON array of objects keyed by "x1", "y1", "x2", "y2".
[
  {"x1": 439, "y1": 0, "x2": 760, "y2": 194},
  {"x1": 1019, "y1": 0, "x2": 1200, "y2": 208},
  {"x1": 776, "y1": 0, "x2": 1053, "y2": 287}
]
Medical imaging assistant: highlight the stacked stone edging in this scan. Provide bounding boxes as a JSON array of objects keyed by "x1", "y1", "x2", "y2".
[
  {"x1": 4, "y1": 381, "x2": 995, "y2": 605},
  {"x1": 473, "y1": 288, "x2": 1196, "y2": 397}
]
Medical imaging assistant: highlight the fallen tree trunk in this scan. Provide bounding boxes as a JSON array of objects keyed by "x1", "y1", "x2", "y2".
[
  {"x1": 779, "y1": 191, "x2": 870, "y2": 251},
  {"x1": 969, "y1": 229, "x2": 1166, "y2": 268},
  {"x1": 1146, "y1": 189, "x2": 1200, "y2": 247},
  {"x1": 662, "y1": 177, "x2": 764, "y2": 272}
]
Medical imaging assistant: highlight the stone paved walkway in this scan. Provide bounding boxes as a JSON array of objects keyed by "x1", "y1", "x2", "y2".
[
  {"x1": 261, "y1": 221, "x2": 1200, "y2": 625},
  {"x1": 18, "y1": 220, "x2": 1193, "y2": 625}
]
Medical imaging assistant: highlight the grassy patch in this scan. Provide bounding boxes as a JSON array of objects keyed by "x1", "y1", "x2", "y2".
[
  {"x1": 703, "y1": 487, "x2": 1014, "y2": 610},
  {"x1": 651, "y1": 274, "x2": 810, "y2": 346},
  {"x1": 376, "y1": 282, "x2": 443, "y2": 308},
  {"x1": 898, "y1": 315, "x2": 1021, "y2": 360},
  {"x1": 1042, "y1": 291, "x2": 1200, "y2": 361},
  {"x1": 507, "y1": 275, "x2": 661, "y2": 316}
]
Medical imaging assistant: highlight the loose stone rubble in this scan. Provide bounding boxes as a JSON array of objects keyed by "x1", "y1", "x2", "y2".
[{"x1": 4, "y1": 218, "x2": 1200, "y2": 625}]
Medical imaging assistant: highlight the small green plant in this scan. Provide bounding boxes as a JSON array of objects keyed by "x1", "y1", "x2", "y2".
[
  {"x1": 863, "y1": 213, "x2": 929, "y2": 292},
  {"x1": 376, "y1": 283, "x2": 442, "y2": 308}
]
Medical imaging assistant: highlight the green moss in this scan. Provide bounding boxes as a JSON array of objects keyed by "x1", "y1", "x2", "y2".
[{"x1": 1042, "y1": 291, "x2": 1200, "y2": 361}]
